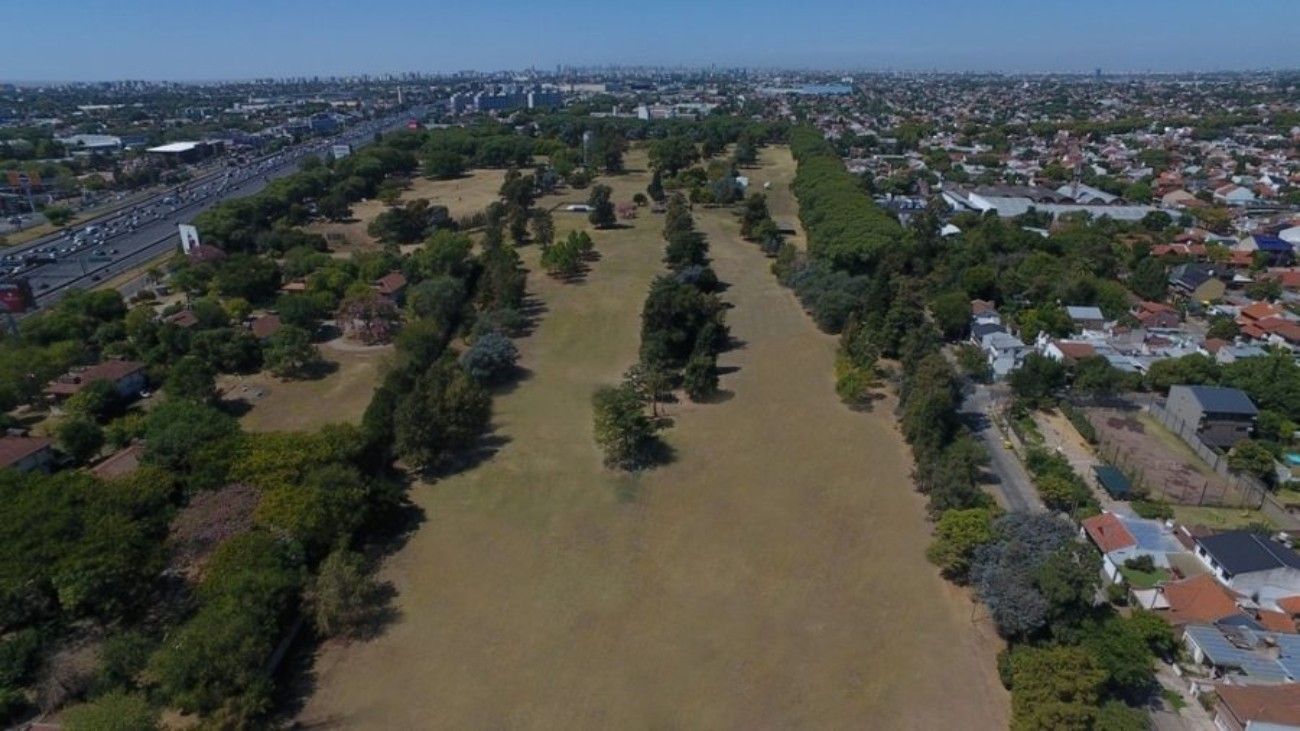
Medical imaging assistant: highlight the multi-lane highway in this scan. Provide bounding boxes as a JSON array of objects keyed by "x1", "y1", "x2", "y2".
[{"x1": 6, "y1": 108, "x2": 427, "y2": 311}]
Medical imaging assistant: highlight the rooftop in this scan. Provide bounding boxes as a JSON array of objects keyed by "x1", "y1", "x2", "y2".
[
  {"x1": 1178, "y1": 385, "x2": 1259, "y2": 416},
  {"x1": 0, "y1": 435, "x2": 53, "y2": 468},
  {"x1": 1198, "y1": 532, "x2": 1300, "y2": 575}
]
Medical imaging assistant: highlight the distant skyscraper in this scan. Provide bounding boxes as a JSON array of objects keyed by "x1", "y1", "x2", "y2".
[{"x1": 1095, "y1": 68, "x2": 1102, "y2": 79}]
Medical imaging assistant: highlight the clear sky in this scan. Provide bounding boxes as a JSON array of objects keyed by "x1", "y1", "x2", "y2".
[{"x1": 8, "y1": 0, "x2": 1300, "y2": 81}]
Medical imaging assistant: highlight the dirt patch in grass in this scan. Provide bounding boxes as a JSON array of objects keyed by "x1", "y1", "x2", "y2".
[
  {"x1": 217, "y1": 343, "x2": 388, "y2": 432},
  {"x1": 296, "y1": 147, "x2": 1007, "y2": 729},
  {"x1": 1089, "y1": 407, "x2": 1245, "y2": 506}
]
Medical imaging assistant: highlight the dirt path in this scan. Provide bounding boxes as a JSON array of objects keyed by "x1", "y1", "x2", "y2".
[{"x1": 297, "y1": 151, "x2": 1007, "y2": 729}]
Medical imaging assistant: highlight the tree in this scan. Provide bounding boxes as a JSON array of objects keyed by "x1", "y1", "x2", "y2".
[
  {"x1": 930, "y1": 291, "x2": 972, "y2": 341},
  {"x1": 43, "y1": 205, "x2": 74, "y2": 227},
  {"x1": 423, "y1": 149, "x2": 465, "y2": 180},
  {"x1": 926, "y1": 507, "x2": 996, "y2": 583},
  {"x1": 530, "y1": 209, "x2": 555, "y2": 247},
  {"x1": 65, "y1": 379, "x2": 122, "y2": 422},
  {"x1": 458, "y1": 330, "x2": 519, "y2": 385},
  {"x1": 307, "y1": 548, "x2": 381, "y2": 638},
  {"x1": 1141, "y1": 210, "x2": 1172, "y2": 231},
  {"x1": 62, "y1": 691, "x2": 157, "y2": 731},
  {"x1": 587, "y1": 184, "x2": 616, "y2": 229},
  {"x1": 142, "y1": 400, "x2": 239, "y2": 487},
  {"x1": 57, "y1": 416, "x2": 104, "y2": 465},
  {"x1": 1229, "y1": 439, "x2": 1276, "y2": 482},
  {"x1": 165, "y1": 355, "x2": 217, "y2": 403},
  {"x1": 1008, "y1": 645, "x2": 1106, "y2": 731},
  {"x1": 393, "y1": 358, "x2": 491, "y2": 468},
  {"x1": 647, "y1": 169, "x2": 666, "y2": 202},
  {"x1": 682, "y1": 352, "x2": 718, "y2": 401},
  {"x1": 648, "y1": 137, "x2": 699, "y2": 176},
  {"x1": 592, "y1": 382, "x2": 663, "y2": 470},
  {"x1": 739, "y1": 193, "x2": 770, "y2": 240},
  {"x1": 971, "y1": 513, "x2": 1074, "y2": 638},
  {"x1": 1128, "y1": 257, "x2": 1168, "y2": 301},
  {"x1": 337, "y1": 290, "x2": 400, "y2": 344},
  {"x1": 263, "y1": 325, "x2": 322, "y2": 379},
  {"x1": 1009, "y1": 354, "x2": 1067, "y2": 408}
]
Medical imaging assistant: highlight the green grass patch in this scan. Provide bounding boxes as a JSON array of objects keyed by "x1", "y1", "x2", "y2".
[
  {"x1": 1171, "y1": 505, "x2": 1276, "y2": 531},
  {"x1": 1119, "y1": 565, "x2": 1170, "y2": 589}
]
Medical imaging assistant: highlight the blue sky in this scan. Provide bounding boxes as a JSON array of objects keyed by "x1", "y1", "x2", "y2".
[{"x1": 7, "y1": 0, "x2": 1300, "y2": 81}]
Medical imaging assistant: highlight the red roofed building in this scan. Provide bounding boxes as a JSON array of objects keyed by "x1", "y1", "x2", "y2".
[
  {"x1": 0, "y1": 435, "x2": 54, "y2": 473},
  {"x1": 1149, "y1": 574, "x2": 1243, "y2": 628},
  {"x1": 1082, "y1": 512, "x2": 1137, "y2": 554},
  {"x1": 44, "y1": 359, "x2": 147, "y2": 402},
  {"x1": 373, "y1": 271, "x2": 408, "y2": 303},
  {"x1": 249, "y1": 314, "x2": 283, "y2": 341},
  {"x1": 1214, "y1": 683, "x2": 1300, "y2": 731},
  {"x1": 1132, "y1": 301, "x2": 1181, "y2": 329}
]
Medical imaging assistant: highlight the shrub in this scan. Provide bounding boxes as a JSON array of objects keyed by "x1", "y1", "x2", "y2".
[{"x1": 458, "y1": 330, "x2": 519, "y2": 385}]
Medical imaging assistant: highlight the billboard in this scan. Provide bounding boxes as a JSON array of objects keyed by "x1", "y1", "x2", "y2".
[
  {"x1": 331, "y1": 144, "x2": 352, "y2": 160},
  {"x1": 0, "y1": 279, "x2": 34, "y2": 313},
  {"x1": 178, "y1": 223, "x2": 201, "y2": 253}
]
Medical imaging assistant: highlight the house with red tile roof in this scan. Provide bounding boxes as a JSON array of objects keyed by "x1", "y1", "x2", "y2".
[
  {"x1": 0, "y1": 435, "x2": 54, "y2": 473},
  {"x1": 1144, "y1": 574, "x2": 1243, "y2": 627},
  {"x1": 43, "y1": 359, "x2": 147, "y2": 402},
  {"x1": 249, "y1": 313, "x2": 283, "y2": 341},
  {"x1": 373, "y1": 271, "x2": 408, "y2": 302},
  {"x1": 1214, "y1": 683, "x2": 1300, "y2": 731},
  {"x1": 1132, "y1": 301, "x2": 1181, "y2": 329}
]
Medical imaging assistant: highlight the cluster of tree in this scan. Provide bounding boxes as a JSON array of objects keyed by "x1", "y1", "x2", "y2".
[
  {"x1": 772, "y1": 128, "x2": 1169, "y2": 728},
  {"x1": 738, "y1": 192, "x2": 784, "y2": 256},
  {"x1": 417, "y1": 124, "x2": 538, "y2": 179},
  {"x1": 661, "y1": 194, "x2": 709, "y2": 269},
  {"x1": 540, "y1": 230, "x2": 594, "y2": 280}
]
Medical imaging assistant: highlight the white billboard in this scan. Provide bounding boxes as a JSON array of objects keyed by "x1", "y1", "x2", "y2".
[
  {"x1": 332, "y1": 144, "x2": 352, "y2": 160},
  {"x1": 178, "y1": 224, "x2": 201, "y2": 253}
]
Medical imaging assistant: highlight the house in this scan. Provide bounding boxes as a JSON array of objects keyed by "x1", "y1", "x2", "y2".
[
  {"x1": 90, "y1": 442, "x2": 144, "y2": 480},
  {"x1": 43, "y1": 360, "x2": 147, "y2": 403},
  {"x1": 1041, "y1": 338, "x2": 1097, "y2": 364},
  {"x1": 1140, "y1": 574, "x2": 1241, "y2": 628},
  {"x1": 186, "y1": 244, "x2": 227, "y2": 265},
  {"x1": 981, "y1": 331, "x2": 1029, "y2": 380},
  {"x1": 1169, "y1": 263, "x2": 1225, "y2": 302},
  {"x1": 1215, "y1": 342, "x2": 1268, "y2": 365},
  {"x1": 1165, "y1": 385, "x2": 1258, "y2": 448},
  {"x1": 1214, "y1": 184, "x2": 1256, "y2": 205},
  {"x1": 1065, "y1": 305, "x2": 1106, "y2": 332},
  {"x1": 1182, "y1": 623, "x2": 1298, "y2": 684},
  {"x1": 372, "y1": 271, "x2": 408, "y2": 303},
  {"x1": 1238, "y1": 234, "x2": 1294, "y2": 266},
  {"x1": 1193, "y1": 531, "x2": 1300, "y2": 598},
  {"x1": 1213, "y1": 683, "x2": 1300, "y2": 731},
  {"x1": 1082, "y1": 511, "x2": 1186, "y2": 583},
  {"x1": 1237, "y1": 302, "x2": 1285, "y2": 329},
  {"x1": 164, "y1": 309, "x2": 200, "y2": 329},
  {"x1": 0, "y1": 436, "x2": 54, "y2": 473},
  {"x1": 1161, "y1": 189, "x2": 1200, "y2": 208},
  {"x1": 1132, "y1": 301, "x2": 1180, "y2": 329},
  {"x1": 249, "y1": 314, "x2": 282, "y2": 341},
  {"x1": 970, "y1": 320, "x2": 1007, "y2": 344},
  {"x1": 970, "y1": 299, "x2": 999, "y2": 324}
]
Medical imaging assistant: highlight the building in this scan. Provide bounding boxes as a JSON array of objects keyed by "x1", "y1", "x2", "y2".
[
  {"x1": 146, "y1": 140, "x2": 224, "y2": 164},
  {"x1": 90, "y1": 442, "x2": 145, "y2": 480},
  {"x1": 1213, "y1": 683, "x2": 1300, "y2": 731},
  {"x1": 981, "y1": 331, "x2": 1030, "y2": 380},
  {"x1": 373, "y1": 271, "x2": 408, "y2": 303},
  {"x1": 1165, "y1": 385, "x2": 1258, "y2": 449},
  {"x1": 1214, "y1": 184, "x2": 1257, "y2": 206},
  {"x1": 1081, "y1": 511, "x2": 1186, "y2": 583},
  {"x1": 0, "y1": 435, "x2": 54, "y2": 473},
  {"x1": 1193, "y1": 531, "x2": 1300, "y2": 598},
  {"x1": 1169, "y1": 263, "x2": 1225, "y2": 303},
  {"x1": 44, "y1": 360, "x2": 147, "y2": 403},
  {"x1": 1132, "y1": 301, "x2": 1181, "y2": 329},
  {"x1": 1065, "y1": 305, "x2": 1106, "y2": 332}
]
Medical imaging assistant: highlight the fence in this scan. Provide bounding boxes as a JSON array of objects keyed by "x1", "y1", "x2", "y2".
[{"x1": 1149, "y1": 404, "x2": 1300, "y2": 530}]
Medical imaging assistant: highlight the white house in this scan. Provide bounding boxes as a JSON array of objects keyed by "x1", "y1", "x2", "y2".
[
  {"x1": 1193, "y1": 531, "x2": 1300, "y2": 599},
  {"x1": 981, "y1": 331, "x2": 1029, "y2": 380}
]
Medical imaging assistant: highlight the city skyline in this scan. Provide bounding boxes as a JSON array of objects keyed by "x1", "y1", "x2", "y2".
[{"x1": 7, "y1": 0, "x2": 1300, "y2": 82}]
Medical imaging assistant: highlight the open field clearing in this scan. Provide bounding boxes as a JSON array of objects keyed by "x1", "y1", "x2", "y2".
[
  {"x1": 217, "y1": 342, "x2": 388, "y2": 432},
  {"x1": 306, "y1": 169, "x2": 508, "y2": 253},
  {"x1": 298, "y1": 147, "x2": 1006, "y2": 729}
]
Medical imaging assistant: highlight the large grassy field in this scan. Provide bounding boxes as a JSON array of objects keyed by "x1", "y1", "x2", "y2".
[{"x1": 297, "y1": 147, "x2": 1007, "y2": 729}]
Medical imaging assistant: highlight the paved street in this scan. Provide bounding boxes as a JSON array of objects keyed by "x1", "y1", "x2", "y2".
[{"x1": 959, "y1": 383, "x2": 1045, "y2": 513}]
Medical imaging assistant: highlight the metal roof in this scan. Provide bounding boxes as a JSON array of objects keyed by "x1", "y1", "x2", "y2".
[
  {"x1": 1197, "y1": 532, "x2": 1300, "y2": 575},
  {"x1": 1185, "y1": 624, "x2": 1292, "y2": 683},
  {"x1": 1181, "y1": 385, "x2": 1259, "y2": 416},
  {"x1": 1093, "y1": 465, "x2": 1131, "y2": 498}
]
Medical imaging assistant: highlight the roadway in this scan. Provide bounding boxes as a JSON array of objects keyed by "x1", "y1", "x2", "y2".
[
  {"x1": 7, "y1": 107, "x2": 429, "y2": 311},
  {"x1": 959, "y1": 382, "x2": 1045, "y2": 513}
]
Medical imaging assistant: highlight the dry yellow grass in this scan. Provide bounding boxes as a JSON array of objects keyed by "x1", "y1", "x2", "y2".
[
  {"x1": 217, "y1": 343, "x2": 388, "y2": 432},
  {"x1": 306, "y1": 169, "x2": 509, "y2": 254},
  {"x1": 296, "y1": 146, "x2": 1007, "y2": 729}
]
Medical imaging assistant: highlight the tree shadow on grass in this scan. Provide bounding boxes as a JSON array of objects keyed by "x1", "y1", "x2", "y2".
[
  {"x1": 423, "y1": 432, "x2": 513, "y2": 481},
  {"x1": 489, "y1": 365, "x2": 535, "y2": 396},
  {"x1": 695, "y1": 388, "x2": 735, "y2": 405},
  {"x1": 843, "y1": 391, "x2": 887, "y2": 413}
]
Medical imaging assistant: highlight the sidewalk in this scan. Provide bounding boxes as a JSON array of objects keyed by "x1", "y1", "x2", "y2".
[{"x1": 1034, "y1": 408, "x2": 1132, "y2": 515}]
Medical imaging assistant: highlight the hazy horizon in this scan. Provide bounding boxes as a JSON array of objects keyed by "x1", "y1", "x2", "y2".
[{"x1": 6, "y1": 0, "x2": 1300, "y2": 82}]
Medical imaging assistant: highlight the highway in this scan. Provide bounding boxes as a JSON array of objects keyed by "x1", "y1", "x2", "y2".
[{"x1": 6, "y1": 107, "x2": 429, "y2": 311}]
